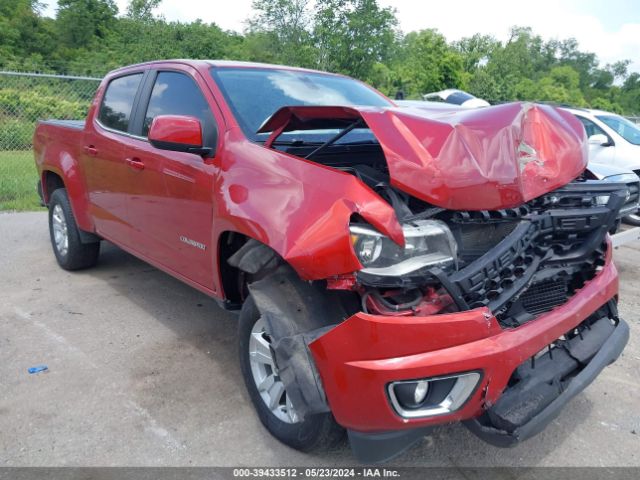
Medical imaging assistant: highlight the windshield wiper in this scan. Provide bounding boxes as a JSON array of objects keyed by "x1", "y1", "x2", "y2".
[
  {"x1": 335, "y1": 139, "x2": 379, "y2": 146},
  {"x1": 256, "y1": 138, "x2": 323, "y2": 147},
  {"x1": 304, "y1": 119, "x2": 364, "y2": 160},
  {"x1": 273, "y1": 139, "x2": 323, "y2": 147}
]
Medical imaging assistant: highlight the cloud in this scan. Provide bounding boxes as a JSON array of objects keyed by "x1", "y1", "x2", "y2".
[{"x1": 381, "y1": 0, "x2": 640, "y2": 73}]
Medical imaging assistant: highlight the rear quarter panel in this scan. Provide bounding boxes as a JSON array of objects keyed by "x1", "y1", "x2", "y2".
[{"x1": 34, "y1": 121, "x2": 94, "y2": 232}]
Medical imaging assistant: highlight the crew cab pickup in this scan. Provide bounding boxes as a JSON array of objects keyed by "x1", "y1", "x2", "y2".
[{"x1": 34, "y1": 60, "x2": 630, "y2": 463}]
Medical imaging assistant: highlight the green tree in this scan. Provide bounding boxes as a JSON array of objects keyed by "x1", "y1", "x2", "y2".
[
  {"x1": 2, "y1": 0, "x2": 639, "y2": 116},
  {"x1": 483, "y1": 27, "x2": 555, "y2": 101},
  {"x1": 393, "y1": 29, "x2": 464, "y2": 97},
  {"x1": 0, "y1": 0, "x2": 57, "y2": 70},
  {"x1": 468, "y1": 68, "x2": 500, "y2": 102},
  {"x1": 314, "y1": 0, "x2": 398, "y2": 80},
  {"x1": 56, "y1": 0, "x2": 118, "y2": 49},
  {"x1": 454, "y1": 34, "x2": 498, "y2": 73},
  {"x1": 512, "y1": 66, "x2": 586, "y2": 105},
  {"x1": 248, "y1": 0, "x2": 314, "y2": 67},
  {"x1": 618, "y1": 73, "x2": 640, "y2": 114},
  {"x1": 126, "y1": 0, "x2": 161, "y2": 21},
  {"x1": 553, "y1": 38, "x2": 599, "y2": 90},
  {"x1": 590, "y1": 96, "x2": 623, "y2": 113}
]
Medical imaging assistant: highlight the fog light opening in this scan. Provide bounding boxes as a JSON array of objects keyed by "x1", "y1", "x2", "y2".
[
  {"x1": 388, "y1": 372, "x2": 481, "y2": 419},
  {"x1": 414, "y1": 380, "x2": 429, "y2": 404}
]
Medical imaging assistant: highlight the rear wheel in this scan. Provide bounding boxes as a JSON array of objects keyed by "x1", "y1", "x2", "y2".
[
  {"x1": 48, "y1": 188, "x2": 100, "y2": 270},
  {"x1": 238, "y1": 294, "x2": 344, "y2": 452}
]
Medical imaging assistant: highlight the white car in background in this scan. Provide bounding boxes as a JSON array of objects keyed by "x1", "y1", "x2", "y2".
[
  {"x1": 562, "y1": 108, "x2": 640, "y2": 225},
  {"x1": 394, "y1": 99, "x2": 640, "y2": 227},
  {"x1": 586, "y1": 163, "x2": 640, "y2": 229},
  {"x1": 422, "y1": 89, "x2": 491, "y2": 108}
]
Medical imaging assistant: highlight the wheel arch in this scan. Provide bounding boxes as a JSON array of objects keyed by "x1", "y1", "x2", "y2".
[
  {"x1": 217, "y1": 230, "x2": 282, "y2": 306},
  {"x1": 41, "y1": 169, "x2": 65, "y2": 204},
  {"x1": 41, "y1": 168, "x2": 97, "y2": 241},
  {"x1": 40, "y1": 162, "x2": 94, "y2": 233}
]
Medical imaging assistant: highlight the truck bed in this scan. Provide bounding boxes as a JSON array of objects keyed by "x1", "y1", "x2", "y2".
[{"x1": 38, "y1": 119, "x2": 85, "y2": 130}]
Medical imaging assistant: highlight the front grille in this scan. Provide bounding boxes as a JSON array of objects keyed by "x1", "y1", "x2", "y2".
[
  {"x1": 623, "y1": 180, "x2": 639, "y2": 214},
  {"x1": 519, "y1": 279, "x2": 568, "y2": 316},
  {"x1": 446, "y1": 181, "x2": 619, "y2": 328},
  {"x1": 456, "y1": 222, "x2": 518, "y2": 262}
]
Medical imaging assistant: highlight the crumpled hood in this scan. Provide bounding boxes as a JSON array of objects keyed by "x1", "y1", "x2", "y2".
[{"x1": 259, "y1": 102, "x2": 588, "y2": 210}]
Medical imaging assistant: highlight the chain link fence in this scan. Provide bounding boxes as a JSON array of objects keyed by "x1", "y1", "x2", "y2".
[
  {"x1": 0, "y1": 70, "x2": 638, "y2": 211},
  {"x1": 0, "y1": 71, "x2": 101, "y2": 211}
]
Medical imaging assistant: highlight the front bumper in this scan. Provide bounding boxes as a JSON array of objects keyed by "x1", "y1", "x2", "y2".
[
  {"x1": 465, "y1": 314, "x2": 628, "y2": 447},
  {"x1": 309, "y1": 244, "x2": 624, "y2": 459}
]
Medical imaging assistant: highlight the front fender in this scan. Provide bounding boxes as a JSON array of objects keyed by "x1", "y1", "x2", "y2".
[{"x1": 214, "y1": 135, "x2": 402, "y2": 281}]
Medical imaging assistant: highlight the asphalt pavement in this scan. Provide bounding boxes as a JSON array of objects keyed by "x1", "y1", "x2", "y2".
[{"x1": 1, "y1": 212, "x2": 638, "y2": 467}]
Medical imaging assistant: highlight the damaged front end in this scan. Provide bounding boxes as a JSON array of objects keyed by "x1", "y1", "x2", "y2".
[
  {"x1": 237, "y1": 102, "x2": 630, "y2": 462},
  {"x1": 310, "y1": 181, "x2": 629, "y2": 462}
]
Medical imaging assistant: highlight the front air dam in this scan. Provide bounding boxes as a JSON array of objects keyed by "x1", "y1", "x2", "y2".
[{"x1": 308, "y1": 247, "x2": 623, "y2": 462}]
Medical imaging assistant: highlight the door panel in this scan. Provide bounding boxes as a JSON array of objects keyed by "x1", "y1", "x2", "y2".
[
  {"x1": 82, "y1": 130, "x2": 130, "y2": 243},
  {"x1": 576, "y1": 115, "x2": 616, "y2": 165},
  {"x1": 125, "y1": 141, "x2": 215, "y2": 287},
  {"x1": 125, "y1": 69, "x2": 217, "y2": 288},
  {"x1": 81, "y1": 73, "x2": 144, "y2": 245}
]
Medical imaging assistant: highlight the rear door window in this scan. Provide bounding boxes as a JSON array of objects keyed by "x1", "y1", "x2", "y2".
[{"x1": 98, "y1": 74, "x2": 143, "y2": 132}]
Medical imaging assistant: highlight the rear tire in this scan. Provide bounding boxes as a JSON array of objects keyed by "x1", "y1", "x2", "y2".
[
  {"x1": 238, "y1": 294, "x2": 344, "y2": 452},
  {"x1": 48, "y1": 188, "x2": 100, "y2": 270}
]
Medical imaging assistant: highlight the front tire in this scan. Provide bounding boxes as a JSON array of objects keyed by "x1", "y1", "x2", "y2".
[
  {"x1": 48, "y1": 188, "x2": 100, "y2": 270},
  {"x1": 238, "y1": 295, "x2": 344, "y2": 452},
  {"x1": 623, "y1": 211, "x2": 640, "y2": 227}
]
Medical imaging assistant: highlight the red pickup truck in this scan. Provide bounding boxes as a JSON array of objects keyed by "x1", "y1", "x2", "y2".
[{"x1": 34, "y1": 60, "x2": 629, "y2": 462}]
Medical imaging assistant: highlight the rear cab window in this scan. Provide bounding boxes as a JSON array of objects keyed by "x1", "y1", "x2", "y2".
[{"x1": 98, "y1": 73, "x2": 143, "y2": 132}]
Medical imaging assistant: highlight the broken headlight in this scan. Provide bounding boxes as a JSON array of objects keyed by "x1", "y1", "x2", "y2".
[{"x1": 349, "y1": 220, "x2": 458, "y2": 276}]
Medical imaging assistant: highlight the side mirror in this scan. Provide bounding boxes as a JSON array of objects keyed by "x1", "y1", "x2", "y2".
[
  {"x1": 588, "y1": 133, "x2": 611, "y2": 147},
  {"x1": 148, "y1": 115, "x2": 213, "y2": 157}
]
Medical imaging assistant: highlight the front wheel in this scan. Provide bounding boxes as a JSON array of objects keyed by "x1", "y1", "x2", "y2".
[{"x1": 238, "y1": 295, "x2": 344, "y2": 452}]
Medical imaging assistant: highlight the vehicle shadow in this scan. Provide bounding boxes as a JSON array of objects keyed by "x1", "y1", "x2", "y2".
[{"x1": 88, "y1": 242, "x2": 595, "y2": 467}]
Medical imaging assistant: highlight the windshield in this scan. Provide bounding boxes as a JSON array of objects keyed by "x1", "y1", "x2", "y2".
[
  {"x1": 596, "y1": 114, "x2": 640, "y2": 146},
  {"x1": 211, "y1": 67, "x2": 392, "y2": 143},
  {"x1": 445, "y1": 91, "x2": 475, "y2": 105}
]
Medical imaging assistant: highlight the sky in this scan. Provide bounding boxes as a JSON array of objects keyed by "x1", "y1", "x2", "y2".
[{"x1": 40, "y1": 0, "x2": 640, "y2": 74}]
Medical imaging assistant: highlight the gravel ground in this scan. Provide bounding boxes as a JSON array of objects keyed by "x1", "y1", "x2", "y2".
[{"x1": 1, "y1": 212, "x2": 638, "y2": 468}]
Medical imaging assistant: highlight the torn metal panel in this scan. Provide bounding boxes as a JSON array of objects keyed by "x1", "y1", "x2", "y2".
[
  {"x1": 465, "y1": 313, "x2": 628, "y2": 447},
  {"x1": 306, "y1": 250, "x2": 620, "y2": 432},
  {"x1": 227, "y1": 239, "x2": 279, "y2": 274},
  {"x1": 247, "y1": 266, "x2": 353, "y2": 420}
]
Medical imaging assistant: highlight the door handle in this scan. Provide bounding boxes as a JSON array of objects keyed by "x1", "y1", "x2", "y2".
[
  {"x1": 83, "y1": 145, "x2": 98, "y2": 156},
  {"x1": 126, "y1": 157, "x2": 145, "y2": 171}
]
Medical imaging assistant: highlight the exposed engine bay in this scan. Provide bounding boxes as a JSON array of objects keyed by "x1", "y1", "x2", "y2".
[
  {"x1": 229, "y1": 102, "x2": 627, "y2": 428},
  {"x1": 231, "y1": 136, "x2": 627, "y2": 428},
  {"x1": 274, "y1": 132, "x2": 626, "y2": 330}
]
